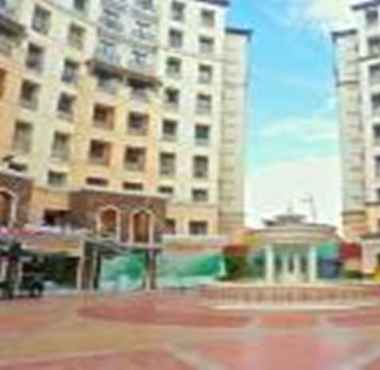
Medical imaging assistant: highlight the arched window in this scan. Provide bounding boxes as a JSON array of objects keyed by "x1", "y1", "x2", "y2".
[
  {"x1": 0, "y1": 191, "x2": 14, "y2": 227},
  {"x1": 98, "y1": 208, "x2": 119, "y2": 239},
  {"x1": 131, "y1": 210, "x2": 152, "y2": 244}
]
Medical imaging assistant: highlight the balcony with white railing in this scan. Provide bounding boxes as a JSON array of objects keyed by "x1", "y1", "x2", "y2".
[
  {"x1": 0, "y1": 1, "x2": 24, "y2": 56},
  {"x1": 0, "y1": 33, "x2": 12, "y2": 56},
  {"x1": 127, "y1": 60, "x2": 156, "y2": 77},
  {"x1": 94, "y1": 47, "x2": 122, "y2": 68},
  {"x1": 131, "y1": 0, "x2": 158, "y2": 22}
]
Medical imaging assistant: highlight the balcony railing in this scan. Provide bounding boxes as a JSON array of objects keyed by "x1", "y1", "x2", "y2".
[
  {"x1": 127, "y1": 60, "x2": 155, "y2": 76},
  {"x1": 130, "y1": 89, "x2": 149, "y2": 102},
  {"x1": 160, "y1": 167, "x2": 175, "y2": 177},
  {"x1": 125, "y1": 161, "x2": 145, "y2": 172},
  {"x1": 95, "y1": 48, "x2": 122, "y2": 67},
  {"x1": 196, "y1": 138, "x2": 210, "y2": 147},
  {"x1": 57, "y1": 110, "x2": 74, "y2": 122},
  {"x1": 51, "y1": 152, "x2": 70, "y2": 162},
  {"x1": 162, "y1": 134, "x2": 176, "y2": 142},
  {"x1": 0, "y1": 34, "x2": 12, "y2": 55},
  {"x1": 20, "y1": 98, "x2": 38, "y2": 111},
  {"x1": 164, "y1": 102, "x2": 179, "y2": 113},
  {"x1": 128, "y1": 125, "x2": 148, "y2": 136},
  {"x1": 130, "y1": 28, "x2": 156, "y2": 43},
  {"x1": 97, "y1": 78, "x2": 118, "y2": 95}
]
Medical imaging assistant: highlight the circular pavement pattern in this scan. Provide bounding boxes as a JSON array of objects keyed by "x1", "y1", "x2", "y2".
[{"x1": 79, "y1": 294, "x2": 253, "y2": 328}]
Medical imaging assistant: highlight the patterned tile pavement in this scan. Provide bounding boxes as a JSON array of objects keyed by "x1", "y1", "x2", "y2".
[{"x1": 1, "y1": 292, "x2": 380, "y2": 369}]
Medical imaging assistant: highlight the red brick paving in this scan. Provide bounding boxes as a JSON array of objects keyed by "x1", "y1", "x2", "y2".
[
  {"x1": 79, "y1": 295, "x2": 252, "y2": 328},
  {"x1": 0, "y1": 350, "x2": 195, "y2": 370},
  {"x1": 364, "y1": 357, "x2": 380, "y2": 370},
  {"x1": 1, "y1": 294, "x2": 380, "y2": 369},
  {"x1": 259, "y1": 313, "x2": 317, "y2": 329},
  {"x1": 330, "y1": 312, "x2": 380, "y2": 327},
  {"x1": 197, "y1": 335, "x2": 362, "y2": 370}
]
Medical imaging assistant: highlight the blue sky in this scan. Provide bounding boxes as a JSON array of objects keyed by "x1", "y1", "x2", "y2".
[{"x1": 227, "y1": 0, "x2": 349, "y2": 227}]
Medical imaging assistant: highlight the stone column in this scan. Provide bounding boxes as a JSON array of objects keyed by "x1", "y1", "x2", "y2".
[
  {"x1": 265, "y1": 245, "x2": 275, "y2": 284},
  {"x1": 308, "y1": 246, "x2": 318, "y2": 283},
  {"x1": 293, "y1": 253, "x2": 301, "y2": 282},
  {"x1": 281, "y1": 253, "x2": 288, "y2": 282}
]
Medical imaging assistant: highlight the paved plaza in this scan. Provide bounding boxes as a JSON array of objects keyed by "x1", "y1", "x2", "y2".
[{"x1": 1, "y1": 292, "x2": 380, "y2": 369}]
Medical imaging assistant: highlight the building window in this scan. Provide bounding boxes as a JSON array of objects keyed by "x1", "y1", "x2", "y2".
[
  {"x1": 25, "y1": 43, "x2": 44, "y2": 73},
  {"x1": 171, "y1": 1, "x2": 185, "y2": 22},
  {"x1": 123, "y1": 182, "x2": 144, "y2": 192},
  {"x1": 192, "y1": 189, "x2": 209, "y2": 203},
  {"x1": 375, "y1": 126, "x2": 380, "y2": 146},
  {"x1": 48, "y1": 171, "x2": 67, "y2": 188},
  {"x1": 165, "y1": 219, "x2": 176, "y2": 235},
  {"x1": 201, "y1": 9, "x2": 215, "y2": 28},
  {"x1": 160, "y1": 152, "x2": 176, "y2": 177},
  {"x1": 43, "y1": 210, "x2": 69, "y2": 227},
  {"x1": 133, "y1": 20, "x2": 153, "y2": 41},
  {"x1": 199, "y1": 64, "x2": 213, "y2": 84},
  {"x1": 62, "y1": 59, "x2": 79, "y2": 84},
  {"x1": 97, "y1": 39, "x2": 120, "y2": 65},
  {"x1": 130, "y1": 49, "x2": 149, "y2": 69},
  {"x1": 128, "y1": 112, "x2": 149, "y2": 136},
  {"x1": 8, "y1": 162, "x2": 28, "y2": 173},
  {"x1": 166, "y1": 57, "x2": 182, "y2": 78},
  {"x1": 51, "y1": 132, "x2": 70, "y2": 162},
  {"x1": 86, "y1": 177, "x2": 109, "y2": 187},
  {"x1": 88, "y1": 140, "x2": 111, "y2": 166},
  {"x1": 366, "y1": 8, "x2": 379, "y2": 27},
  {"x1": 93, "y1": 104, "x2": 114, "y2": 130},
  {"x1": 19, "y1": 80, "x2": 40, "y2": 110},
  {"x1": 195, "y1": 124, "x2": 210, "y2": 146},
  {"x1": 0, "y1": 69, "x2": 6, "y2": 99},
  {"x1": 376, "y1": 189, "x2": 380, "y2": 202},
  {"x1": 196, "y1": 94, "x2": 212, "y2": 115},
  {"x1": 32, "y1": 5, "x2": 51, "y2": 35},
  {"x1": 74, "y1": 0, "x2": 88, "y2": 13},
  {"x1": 164, "y1": 88, "x2": 180, "y2": 111},
  {"x1": 96, "y1": 71, "x2": 119, "y2": 95},
  {"x1": 162, "y1": 119, "x2": 177, "y2": 141},
  {"x1": 13, "y1": 121, "x2": 33, "y2": 155},
  {"x1": 193, "y1": 155, "x2": 209, "y2": 179},
  {"x1": 189, "y1": 221, "x2": 208, "y2": 235},
  {"x1": 136, "y1": 0, "x2": 154, "y2": 10},
  {"x1": 68, "y1": 24, "x2": 85, "y2": 50},
  {"x1": 169, "y1": 29, "x2": 183, "y2": 49},
  {"x1": 129, "y1": 79, "x2": 149, "y2": 101},
  {"x1": 376, "y1": 156, "x2": 380, "y2": 177},
  {"x1": 199, "y1": 36, "x2": 214, "y2": 55},
  {"x1": 372, "y1": 94, "x2": 380, "y2": 116},
  {"x1": 124, "y1": 147, "x2": 146, "y2": 172},
  {"x1": 368, "y1": 37, "x2": 380, "y2": 56},
  {"x1": 57, "y1": 93, "x2": 76, "y2": 121},
  {"x1": 158, "y1": 186, "x2": 174, "y2": 197}
]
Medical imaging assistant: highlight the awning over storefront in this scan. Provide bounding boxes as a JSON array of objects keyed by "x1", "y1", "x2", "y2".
[{"x1": 0, "y1": 227, "x2": 85, "y2": 257}]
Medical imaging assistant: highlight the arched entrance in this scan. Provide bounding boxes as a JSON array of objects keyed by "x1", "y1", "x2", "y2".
[
  {"x1": 98, "y1": 207, "x2": 120, "y2": 240},
  {"x1": 0, "y1": 191, "x2": 14, "y2": 227},
  {"x1": 131, "y1": 210, "x2": 153, "y2": 244}
]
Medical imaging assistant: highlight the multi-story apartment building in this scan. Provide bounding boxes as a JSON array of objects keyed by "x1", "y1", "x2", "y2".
[{"x1": 0, "y1": 0, "x2": 251, "y2": 246}]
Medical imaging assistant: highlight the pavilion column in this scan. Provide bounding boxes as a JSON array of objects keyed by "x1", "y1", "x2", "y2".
[
  {"x1": 293, "y1": 253, "x2": 301, "y2": 282},
  {"x1": 308, "y1": 246, "x2": 318, "y2": 283},
  {"x1": 265, "y1": 245, "x2": 275, "y2": 284}
]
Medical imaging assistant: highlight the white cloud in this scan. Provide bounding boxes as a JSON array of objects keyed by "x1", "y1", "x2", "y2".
[
  {"x1": 287, "y1": 0, "x2": 356, "y2": 33},
  {"x1": 259, "y1": 117, "x2": 339, "y2": 144},
  {"x1": 245, "y1": 155, "x2": 342, "y2": 229}
]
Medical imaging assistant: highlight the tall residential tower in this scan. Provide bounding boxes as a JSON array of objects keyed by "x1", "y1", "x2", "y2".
[{"x1": 0, "y1": 0, "x2": 251, "y2": 245}]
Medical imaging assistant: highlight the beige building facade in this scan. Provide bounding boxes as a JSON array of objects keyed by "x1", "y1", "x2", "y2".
[
  {"x1": 0, "y1": 0, "x2": 251, "y2": 244},
  {"x1": 333, "y1": 1, "x2": 380, "y2": 240}
]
